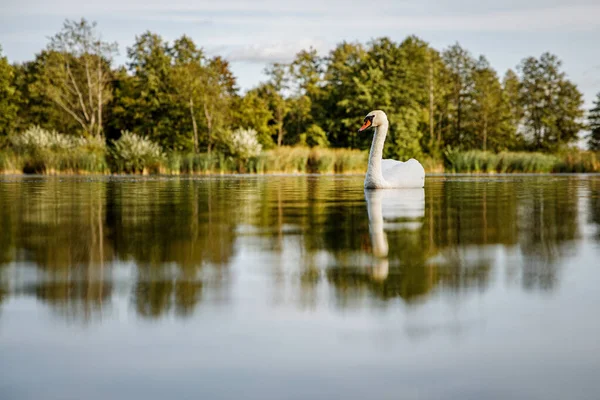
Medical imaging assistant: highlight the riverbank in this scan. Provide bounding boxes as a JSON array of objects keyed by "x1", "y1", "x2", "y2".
[{"x1": 1, "y1": 147, "x2": 599, "y2": 175}]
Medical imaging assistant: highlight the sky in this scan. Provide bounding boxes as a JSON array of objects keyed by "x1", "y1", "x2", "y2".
[{"x1": 1, "y1": 0, "x2": 599, "y2": 108}]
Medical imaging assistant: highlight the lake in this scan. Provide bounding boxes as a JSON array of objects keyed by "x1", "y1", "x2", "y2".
[{"x1": 1, "y1": 174, "x2": 600, "y2": 400}]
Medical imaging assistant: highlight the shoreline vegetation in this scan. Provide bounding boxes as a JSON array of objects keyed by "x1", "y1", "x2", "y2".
[
  {"x1": 2, "y1": 19, "x2": 600, "y2": 176},
  {"x1": 0, "y1": 126, "x2": 598, "y2": 175}
]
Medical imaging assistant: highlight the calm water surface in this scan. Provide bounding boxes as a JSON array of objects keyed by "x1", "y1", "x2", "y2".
[{"x1": 1, "y1": 174, "x2": 600, "y2": 400}]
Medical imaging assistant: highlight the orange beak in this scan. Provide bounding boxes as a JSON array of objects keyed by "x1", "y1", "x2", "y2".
[{"x1": 358, "y1": 119, "x2": 372, "y2": 132}]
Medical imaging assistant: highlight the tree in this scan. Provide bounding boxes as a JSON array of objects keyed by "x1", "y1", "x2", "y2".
[
  {"x1": 503, "y1": 69, "x2": 523, "y2": 134},
  {"x1": 442, "y1": 43, "x2": 476, "y2": 148},
  {"x1": 285, "y1": 48, "x2": 325, "y2": 144},
  {"x1": 518, "y1": 53, "x2": 584, "y2": 150},
  {"x1": 588, "y1": 93, "x2": 600, "y2": 151},
  {"x1": 201, "y1": 56, "x2": 237, "y2": 153},
  {"x1": 232, "y1": 89, "x2": 274, "y2": 148},
  {"x1": 169, "y1": 36, "x2": 204, "y2": 153},
  {"x1": 0, "y1": 45, "x2": 18, "y2": 138},
  {"x1": 122, "y1": 32, "x2": 175, "y2": 148},
  {"x1": 318, "y1": 41, "x2": 366, "y2": 148},
  {"x1": 39, "y1": 18, "x2": 117, "y2": 137},
  {"x1": 13, "y1": 55, "x2": 81, "y2": 134},
  {"x1": 471, "y1": 57, "x2": 514, "y2": 151},
  {"x1": 263, "y1": 63, "x2": 290, "y2": 147}
]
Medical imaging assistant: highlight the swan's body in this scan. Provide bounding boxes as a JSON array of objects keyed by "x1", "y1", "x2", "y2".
[{"x1": 359, "y1": 110, "x2": 425, "y2": 189}]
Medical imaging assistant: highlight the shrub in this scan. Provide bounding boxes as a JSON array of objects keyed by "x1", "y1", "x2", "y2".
[
  {"x1": 300, "y1": 124, "x2": 330, "y2": 148},
  {"x1": 10, "y1": 125, "x2": 75, "y2": 153},
  {"x1": 109, "y1": 131, "x2": 165, "y2": 174},
  {"x1": 225, "y1": 128, "x2": 262, "y2": 160},
  {"x1": 9, "y1": 126, "x2": 108, "y2": 173}
]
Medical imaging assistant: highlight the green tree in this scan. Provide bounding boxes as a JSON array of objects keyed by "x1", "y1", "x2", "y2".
[
  {"x1": 202, "y1": 56, "x2": 237, "y2": 153},
  {"x1": 263, "y1": 63, "x2": 290, "y2": 147},
  {"x1": 588, "y1": 93, "x2": 600, "y2": 151},
  {"x1": 39, "y1": 18, "x2": 117, "y2": 137},
  {"x1": 318, "y1": 41, "x2": 366, "y2": 148},
  {"x1": 122, "y1": 31, "x2": 176, "y2": 148},
  {"x1": 0, "y1": 45, "x2": 18, "y2": 138},
  {"x1": 232, "y1": 89, "x2": 274, "y2": 148},
  {"x1": 518, "y1": 53, "x2": 585, "y2": 150},
  {"x1": 471, "y1": 57, "x2": 514, "y2": 151},
  {"x1": 13, "y1": 54, "x2": 81, "y2": 134},
  {"x1": 502, "y1": 69, "x2": 524, "y2": 149},
  {"x1": 169, "y1": 36, "x2": 204, "y2": 153},
  {"x1": 442, "y1": 43, "x2": 477, "y2": 148},
  {"x1": 285, "y1": 48, "x2": 325, "y2": 145}
]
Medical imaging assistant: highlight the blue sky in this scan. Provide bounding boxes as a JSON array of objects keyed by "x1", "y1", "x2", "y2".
[{"x1": 1, "y1": 0, "x2": 599, "y2": 107}]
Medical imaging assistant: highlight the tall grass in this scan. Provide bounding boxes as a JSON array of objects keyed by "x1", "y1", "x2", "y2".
[
  {"x1": 247, "y1": 147, "x2": 367, "y2": 174},
  {"x1": 0, "y1": 151, "x2": 23, "y2": 174},
  {"x1": 8, "y1": 126, "x2": 109, "y2": 174},
  {"x1": 554, "y1": 151, "x2": 600, "y2": 173},
  {"x1": 168, "y1": 152, "x2": 237, "y2": 174},
  {"x1": 443, "y1": 149, "x2": 600, "y2": 173}
]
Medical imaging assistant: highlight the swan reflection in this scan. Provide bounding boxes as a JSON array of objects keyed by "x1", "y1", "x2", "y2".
[{"x1": 365, "y1": 188, "x2": 425, "y2": 280}]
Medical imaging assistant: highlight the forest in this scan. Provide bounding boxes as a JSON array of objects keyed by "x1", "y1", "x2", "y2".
[{"x1": 1, "y1": 18, "x2": 600, "y2": 174}]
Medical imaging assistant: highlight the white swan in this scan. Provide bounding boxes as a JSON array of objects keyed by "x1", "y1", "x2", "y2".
[{"x1": 358, "y1": 110, "x2": 425, "y2": 189}]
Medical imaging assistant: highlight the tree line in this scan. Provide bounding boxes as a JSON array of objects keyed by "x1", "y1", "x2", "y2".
[{"x1": 0, "y1": 18, "x2": 599, "y2": 158}]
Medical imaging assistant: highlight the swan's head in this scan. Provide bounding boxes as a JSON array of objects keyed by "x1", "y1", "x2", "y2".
[{"x1": 358, "y1": 110, "x2": 388, "y2": 132}]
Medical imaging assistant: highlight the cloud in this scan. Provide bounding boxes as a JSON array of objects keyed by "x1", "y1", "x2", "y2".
[{"x1": 221, "y1": 39, "x2": 329, "y2": 63}]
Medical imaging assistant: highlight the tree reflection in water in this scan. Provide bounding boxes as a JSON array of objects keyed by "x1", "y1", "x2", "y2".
[{"x1": 0, "y1": 175, "x2": 597, "y2": 321}]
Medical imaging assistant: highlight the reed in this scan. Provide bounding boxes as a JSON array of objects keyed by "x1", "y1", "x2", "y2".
[
  {"x1": 8, "y1": 126, "x2": 109, "y2": 174},
  {"x1": 0, "y1": 151, "x2": 23, "y2": 174},
  {"x1": 444, "y1": 150, "x2": 565, "y2": 173},
  {"x1": 554, "y1": 151, "x2": 600, "y2": 173},
  {"x1": 173, "y1": 152, "x2": 237, "y2": 174}
]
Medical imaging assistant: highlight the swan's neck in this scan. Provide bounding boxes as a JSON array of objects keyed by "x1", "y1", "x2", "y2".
[
  {"x1": 366, "y1": 191, "x2": 389, "y2": 258},
  {"x1": 365, "y1": 122, "x2": 388, "y2": 188}
]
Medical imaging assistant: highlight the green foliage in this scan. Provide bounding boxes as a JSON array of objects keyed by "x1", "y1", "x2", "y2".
[
  {"x1": 39, "y1": 19, "x2": 117, "y2": 137},
  {"x1": 300, "y1": 124, "x2": 329, "y2": 148},
  {"x1": 0, "y1": 45, "x2": 18, "y2": 137},
  {"x1": 233, "y1": 90, "x2": 274, "y2": 148},
  {"x1": 518, "y1": 53, "x2": 585, "y2": 151},
  {"x1": 588, "y1": 93, "x2": 600, "y2": 151},
  {"x1": 109, "y1": 130, "x2": 165, "y2": 173},
  {"x1": 386, "y1": 108, "x2": 423, "y2": 160}
]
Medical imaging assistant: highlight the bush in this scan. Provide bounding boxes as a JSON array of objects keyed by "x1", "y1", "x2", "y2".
[
  {"x1": 10, "y1": 125, "x2": 74, "y2": 153},
  {"x1": 300, "y1": 124, "x2": 330, "y2": 148},
  {"x1": 9, "y1": 126, "x2": 108, "y2": 173},
  {"x1": 109, "y1": 131, "x2": 165, "y2": 174},
  {"x1": 225, "y1": 128, "x2": 262, "y2": 160}
]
